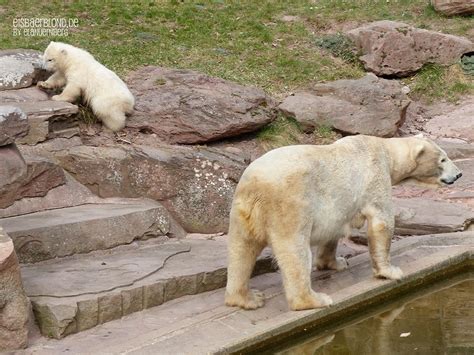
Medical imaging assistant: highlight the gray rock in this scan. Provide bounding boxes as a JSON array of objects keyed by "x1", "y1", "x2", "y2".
[
  {"x1": 0, "y1": 227, "x2": 29, "y2": 351},
  {"x1": 55, "y1": 144, "x2": 247, "y2": 233},
  {"x1": 0, "y1": 199, "x2": 172, "y2": 263},
  {"x1": 347, "y1": 21, "x2": 473, "y2": 77},
  {"x1": 279, "y1": 74, "x2": 410, "y2": 137},
  {"x1": 0, "y1": 106, "x2": 28, "y2": 146},
  {"x1": 0, "y1": 49, "x2": 48, "y2": 90},
  {"x1": 126, "y1": 67, "x2": 276, "y2": 144},
  {"x1": 431, "y1": 0, "x2": 474, "y2": 16}
]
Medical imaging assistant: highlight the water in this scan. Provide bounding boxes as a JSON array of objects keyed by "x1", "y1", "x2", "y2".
[{"x1": 272, "y1": 278, "x2": 474, "y2": 355}]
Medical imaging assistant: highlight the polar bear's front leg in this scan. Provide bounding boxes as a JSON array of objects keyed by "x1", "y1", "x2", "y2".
[
  {"x1": 366, "y1": 214, "x2": 403, "y2": 280},
  {"x1": 37, "y1": 71, "x2": 66, "y2": 90},
  {"x1": 51, "y1": 83, "x2": 81, "y2": 103}
]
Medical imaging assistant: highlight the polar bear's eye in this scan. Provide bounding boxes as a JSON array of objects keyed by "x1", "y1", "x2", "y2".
[{"x1": 441, "y1": 158, "x2": 447, "y2": 163}]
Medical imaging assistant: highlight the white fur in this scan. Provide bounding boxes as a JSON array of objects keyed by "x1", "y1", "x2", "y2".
[{"x1": 38, "y1": 41, "x2": 135, "y2": 132}]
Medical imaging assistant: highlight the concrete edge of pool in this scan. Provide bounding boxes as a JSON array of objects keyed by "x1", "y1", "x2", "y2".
[
  {"x1": 22, "y1": 231, "x2": 474, "y2": 354},
  {"x1": 217, "y1": 232, "x2": 474, "y2": 355}
]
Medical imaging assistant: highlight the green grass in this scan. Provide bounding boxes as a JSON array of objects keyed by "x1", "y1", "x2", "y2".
[
  {"x1": 407, "y1": 63, "x2": 474, "y2": 103},
  {"x1": 257, "y1": 115, "x2": 302, "y2": 149},
  {"x1": 0, "y1": 0, "x2": 472, "y2": 100}
]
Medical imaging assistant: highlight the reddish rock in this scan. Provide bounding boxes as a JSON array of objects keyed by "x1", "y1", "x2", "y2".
[
  {"x1": 0, "y1": 146, "x2": 65, "y2": 209},
  {"x1": 279, "y1": 74, "x2": 410, "y2": 137},
  {"x1": 425, "y1": 98, "x2": 474, "y2": 143},
  {"x1": 0, "y1": 227, "x2": 29, "y2": 351},
  {"x1": 347, "y1": 21, "x2": 473, "y2": 77},
  {"x1": 56, "y1": 144, "x2": 247, "y2": 233},
  {"x1": 431, "y1": 0, "x2": 474, "y2": 16},
  {"x1": 126, "y1": 67, "x2": 276, "y2": 144},
  {"x1": 0, "y1": 86, "x2": 79, "y2": 145},
  {"x1": 0, "y1": 106, "x2": 28, "y2": 146}
]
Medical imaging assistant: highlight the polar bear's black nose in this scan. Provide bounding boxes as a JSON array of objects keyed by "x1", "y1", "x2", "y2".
[{"x1": 456, "y1": 172, "x2": 462, "y2": 179}]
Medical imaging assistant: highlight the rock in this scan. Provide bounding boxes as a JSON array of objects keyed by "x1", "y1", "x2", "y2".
[
  {"x1": 347, "y1": 21, "x2": 473, "y2": 77},
  {"x1": 425, "y1": 98, "x2": 474, "y2": 143},
  {"x1": 0, "y1": 144, "x2": 27, "y2": 209},
  {"x1": 0, "y1": 49, "x2": 48, "y2": 90},
  {"x1": 55, "y1": 144, "x2": 247, "y2": 233},
  {"x1": 0, "y1": 87, "x2": 79, "y2": 145},
  {"x1": 279, "y1": 74, "x2": 410, "y2": 137},
  {"x1": 437, "y1": 141, "x2": 474, "y2": 160},
  {"x1": 0, "y1": 146, "x2": 65, "y2": 209},
  {"x1": 126, "y1": 67, "x2": 276, "y2": 144},
  {"x1": 21, "y1": 238, "x2": 273, "y2": 339},
  {"x1": 431, "y1": 0, "x2": 474, "y2": 16},
  {"x1": 0, "y1": 227, "x2": 29, "y2": 351},
  {"x1": 1, "y1": 199, "x2": 172, "y2": 263},
  {"x1": 0, "y1": 173, "x2": 102, "y2": 218},
  {"x1": 394, "y1": 197, "x2": 473, "y2": 235},
  {"x1": 0, "y1": 106, "x2": 28, "y2": 146}
]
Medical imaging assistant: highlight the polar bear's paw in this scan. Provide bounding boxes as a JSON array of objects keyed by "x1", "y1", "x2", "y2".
[
  {"x1": 225, "y1": 289, "x2": 265, "y2": 310},
  {"x1": 37, "y1": 81, "x2": 52, "y2": 89},
  {"x1": 375, "y1": 265, "x2": 403, "y2": 280},
  {"x1": 317, "y1": 256, "x2": 348, "y2": 271},
  {"x1": 51, "y1": 95, "x2": 63, "y2": 101},
  {"x1": 290, "y1": 291, "x2": 333, "y2": 311}
]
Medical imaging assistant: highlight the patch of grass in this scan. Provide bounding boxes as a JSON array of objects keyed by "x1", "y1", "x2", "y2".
[
  {"x1": 461, "y1": 53, "x2": 474, "y2": 76},
  {"x1": 315, "y1": 33, "x2": 359, "y2": 63},
  {"x1": 313, "y1": 123, "x2": 341, "y2": 145},
  {"x1": 407, "y1": 63, "x2": 474, "y2": 103},
  {"x1": 0, "y1": 0, "x2": 471, "y2": 100},
  {"x1": 257, "y1": 115, "x2": 302, "y2": 149},
  {"x1": 77, "y1": 104, "x2": 98, "y2": 125}
]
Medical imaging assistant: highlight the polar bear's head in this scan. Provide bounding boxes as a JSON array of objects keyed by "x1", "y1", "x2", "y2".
[
  {"x1": 409, "y1": 135, "x2": 462, "y2": 186},
  {"x1": 42, "y1": 41, "x2": 68, "y2": 72}
]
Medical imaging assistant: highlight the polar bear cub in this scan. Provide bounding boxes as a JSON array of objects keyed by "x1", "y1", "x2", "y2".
[
  {"x1": 38, "y1": 41, "x2": 134, "y2": 132},
  {"x1": 225, "y1": 135, "x2": 462, "y2": 311}
]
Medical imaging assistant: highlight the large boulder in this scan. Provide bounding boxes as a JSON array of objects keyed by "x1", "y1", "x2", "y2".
[
  {"x1": 0, "y1": 49, "x2": 48, "y2": 90},
  {"x1": 126, "y1": 67, "x2": 276, "y2": 144},
  {"x1": 0, "y1": 106, "x2": 29, "y2": 146},
  {"x1": 278, "y1": 74, "x2": 410, "y2": 137},
  {"x1": 55, "y1": 144, "x2": 247, "y2": 233},
  {"x1": 0, "y1": 227, "x2": 29, "y2": 351},
  {"x1": 0, "y1": 87, "x2": 78, "y2": 145},
  {"x1": 431, "y1": 0, "x2": 474, "y2": 16},
  {"x1": 347, "y1": 21, "x2": 473, "y2": 77}
]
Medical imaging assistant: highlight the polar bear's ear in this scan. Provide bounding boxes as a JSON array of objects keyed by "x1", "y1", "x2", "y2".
[
  {"x1": 60, "y1": 49, "x2": 67, "y2": 55},
  {"x1": 414, "y1": 133, "x2": 424, "y2": 138},
  {"x1": 413, "y1": 143, "x2": 425, "y2": 159}
]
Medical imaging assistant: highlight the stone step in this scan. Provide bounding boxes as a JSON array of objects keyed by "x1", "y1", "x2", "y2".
[
  {"x1": 0, "y1": 199, "x2": 172, "y2": 263},
  {"x1": 20, "y1": 237, "x2": 274, "y2": 339},
  {"x1": 21, "y1": 232, "x2": 474, "y2": 354}
]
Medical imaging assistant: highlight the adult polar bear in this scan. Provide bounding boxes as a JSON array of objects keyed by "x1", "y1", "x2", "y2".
[
  {"x1": 38, "y1": 42, "x2": 134, "y2": 132},
  {"x1": 225, "y1": 135, "x2": 462, "y2": 311}
]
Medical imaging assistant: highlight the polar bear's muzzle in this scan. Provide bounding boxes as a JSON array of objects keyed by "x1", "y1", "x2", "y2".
[
  {"x1": 439, "y1": 159, "x2": 462, "y2": 185},
  {"x1": 441, "y1": 172, "x2": 462, "y2": 185}
]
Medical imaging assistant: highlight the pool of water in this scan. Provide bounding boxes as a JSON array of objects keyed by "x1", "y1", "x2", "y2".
[{"x1": 270, "y1": 277, "x2": 474, "y2": 355}]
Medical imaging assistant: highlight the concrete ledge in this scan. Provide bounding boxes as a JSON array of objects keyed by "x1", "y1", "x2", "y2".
[{"x1": 22, "y1": 231, "x2": 474, "y2": 354}]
